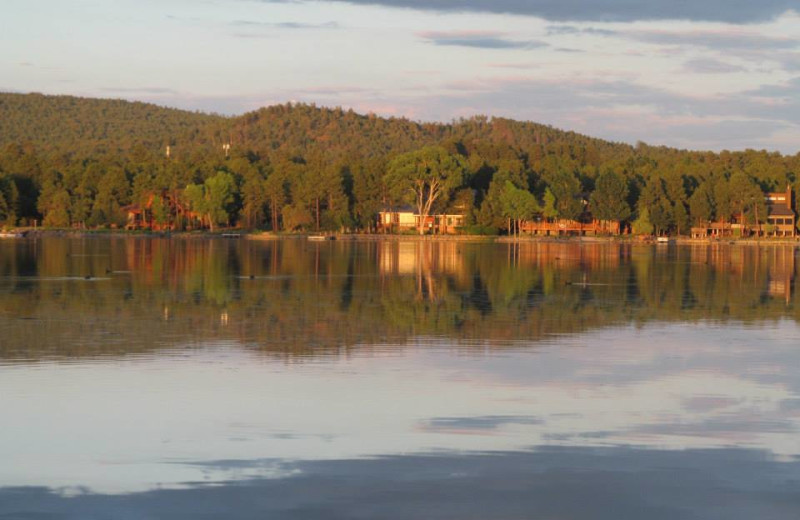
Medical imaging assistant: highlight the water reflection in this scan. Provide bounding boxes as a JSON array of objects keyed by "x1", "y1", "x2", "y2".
[
  {"x1": 3, "y1": 447, "x2": 798, "y2": 520},
  {"x1": 1, "y1": 238, "x2": 799, "y2": 518},
  {"x1": 0, "y1": 238, "x2": 797, "y2": 360}
]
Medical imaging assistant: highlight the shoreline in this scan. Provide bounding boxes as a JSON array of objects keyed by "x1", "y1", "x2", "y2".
[{"x1": 7, "y1": 228, "x2": 800, "y2": 246}]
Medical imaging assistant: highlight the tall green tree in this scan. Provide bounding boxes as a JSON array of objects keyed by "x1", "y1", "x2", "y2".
[
  {"x1": 500, "y1": 181, "x2": 540, "y2": 237},
  {"x1": 544, "y1": 169, "x2": 583, "y2": 221},
  {"x1": 589, "y1": 170, "x2": 631, "y2": 222},
  {"x1": 639, "y1": 178, "x2": 672, "y2": 235},
  {"x1": 713, "y1": 177, "x2": 733, "y2": 226},
  {"x1": 542, "y1": 188, "x2": 558, "y2": 220},
  {"x1": 39, "y1": 186, "x2": 71, "y2": 227},
  {"x1": 184, "y1": 171, "x2": 237, "y2": 231},
  {"x1": 0, "y1": 174, "x2": 19, "y2": 225},
  {"x1": 263, "y1": 169, "x2": 288, "y2": 232},
  {"x1": 89, "y1": 167, "x2": 130, "y2": 228},
  {"x1": 351, "y1": 157, "x2": 387, "y2": 232},
  {"x1": 477, "y1": 168, "x2": 528, "y2": 230},
  {"x1": 672, "y1": 201, "x2": 689, "y2": 235},
  {"x1": 241, "y1": 175, "x2": 267, "y2": 229},
  {"x1": 204, "y1": 171, "x2": 237, "y2": 229},
  {"x1": 728, "y1": 171, "x2": 766, "y2": 230},
  {"x1": 632, "y1": 207, "x2": 654, "y2": 235},
  {"x1": 689, "y1": 182, "x2": 715, "y2": 224},
  {"x1": 385, "y1": 146, "x2": 467, "y2": 235}
]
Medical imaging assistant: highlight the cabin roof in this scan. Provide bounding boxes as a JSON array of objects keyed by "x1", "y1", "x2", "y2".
[{"x1": 768, "y1": 205, "x2": 794, "y2": 217}]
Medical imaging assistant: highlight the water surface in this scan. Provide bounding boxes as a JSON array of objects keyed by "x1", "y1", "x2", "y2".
[{"x1": 1, "y1": 238, "x2": 799, "y2": 518}]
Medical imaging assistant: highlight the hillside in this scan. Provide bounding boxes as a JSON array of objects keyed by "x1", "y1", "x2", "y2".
[
  {"x1": 0, "y1": 91, "x2": 797, "y2": 234},
  {"x1": 0, "y1": 92, "x2": 635, "y2": 161},
  {"x1": 0, "y1": 92, "x2": 225, "y2": 157}
]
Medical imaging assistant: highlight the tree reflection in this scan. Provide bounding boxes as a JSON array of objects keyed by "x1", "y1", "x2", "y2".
[{"x1": 0, "y1": 238, "x2": 796, "y2": 360}]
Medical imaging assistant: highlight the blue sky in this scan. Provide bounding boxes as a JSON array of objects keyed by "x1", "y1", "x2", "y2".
[{"x1": 2, "y1": 0, "x2": 799, "y2": 153}]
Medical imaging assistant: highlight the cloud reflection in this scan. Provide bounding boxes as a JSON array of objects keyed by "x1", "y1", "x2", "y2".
[
  {"x1": 3, "y1": 447, "x2": 799, "y2": 519},
  {"x1": 2, "y1": 321, "x2": 800, "y2": 494}
]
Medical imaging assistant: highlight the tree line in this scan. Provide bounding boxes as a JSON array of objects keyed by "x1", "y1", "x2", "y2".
[{"x1": 0, "y1": 92, "x2": 798, "y2": 234}]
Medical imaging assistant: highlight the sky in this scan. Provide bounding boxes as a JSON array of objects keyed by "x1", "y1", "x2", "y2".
[{"x1": 2, "y1": 0, "x2": 799, "y2": 153}]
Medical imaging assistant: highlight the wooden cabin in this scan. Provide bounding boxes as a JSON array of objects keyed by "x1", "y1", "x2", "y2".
[
  {"x1": 378, "y1": 206, "x2": 466, "y2": 234},
  {"x1": 692, "y1": 185, "x2": 796, "y2": 238},
  {"x1": 765, "y1": 185, "x2": 796, "y2": 237},
  {"x1": 124, "y1": 191, "x2": 201, "y2": 231},
  {"x1": 519, "y1": 219, "x2": 622, "y2": 236}
]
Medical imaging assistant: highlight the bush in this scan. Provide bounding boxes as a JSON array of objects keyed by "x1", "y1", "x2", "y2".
[
  {"x1": 632, "y1": 209, "x2": 654, "y2": 235},
  {"x1": 462, "y1": 224, "x2": 499, "y2": 235}
]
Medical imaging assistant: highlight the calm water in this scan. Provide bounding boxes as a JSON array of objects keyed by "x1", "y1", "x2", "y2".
[{"x1": 1, "y1": 237, "x2": 799, "y2": 519}]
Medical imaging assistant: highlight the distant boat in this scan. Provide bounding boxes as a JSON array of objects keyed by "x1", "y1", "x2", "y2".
[
  {"x1": 221, "y1": 233, "x2": 242, "y2": 239},
  {"x1": 308, "y1": 235, "x2": 335, "y2": 241},
  {"x1": 656, "y1": 236, "x2": 674, "y2": 244},
  {"x1": 0, "y1": 231, "x2": 26, "y2": 239}
]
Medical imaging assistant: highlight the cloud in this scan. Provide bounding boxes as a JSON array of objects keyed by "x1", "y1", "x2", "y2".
[
  {"x1": 626, "y1": 29, "x2": 798, "y2": 51},
  {"x1": 387, "y1": 75, "x2": 800, "y2": 152},
  {"x1": 780, "y1": 398, "x2": 800, "y2": 412},
  {"x1": 291, "y1": 84, "x2": 373, "y2": 96},
  {"x1": 487, "y1": 62, "x2": 539, "y2": 69},
  {"x1": 546, "y1": 25, "x2": 617, "y2": 37},
  {"x1": 420, "y1": 415, "x2": 543, "y2": 432},
  {"x1": 732, "y1": 77, "x2": 800, "y2": 122},
  {"x1": 634, "y1": 415, "x2": 798, "y2": 436},
  {"x1": 683, "y1": 58, "x2": 746, "y2": 74},
  {"x1": 264, "y1": 0, "x2": 798, "y2": 24},
  {"x1": 544, "y1": 26, "x2": 799, "y2": 73},
  {"x1": 230, "y1": 19, "x2": 339, "y2": 38},
  {"x1": 98, "y1": 87, "x2": 180, "y2": 95},
  {"x1": 545, "y1": 26, "x2": 798, "y2": 54},
  {"x1": 231, "y1": 20, "x2": 339, "y2": 29},
  {"x1": 776, "y1": 52, "x2": 800, "y2": 71},
  {"x1": 418, "y1": 31, "x2": 546, "y2": 50}
]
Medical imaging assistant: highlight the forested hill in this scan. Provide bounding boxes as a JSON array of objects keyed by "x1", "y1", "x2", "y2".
[
  {"x1": 0, "y1": 91, "x2": 798, "y2": 234},
  {"x1": 226, "y1": 103, "x2": 635, "y2": 160},
  {"x1": 0, "y1": 92, "x2": 225, "y2": 156},
  {"x1": 0, "y1": 92, "x2": 630, "y2": 159}
]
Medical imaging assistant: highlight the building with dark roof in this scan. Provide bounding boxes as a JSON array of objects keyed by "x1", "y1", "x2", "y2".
[
  {"x1": 691, "y1": 185, "x2": 796, "y2": 238},
  {"x1": 765, "y1": 185, "x2": 796, "y2": 237}
]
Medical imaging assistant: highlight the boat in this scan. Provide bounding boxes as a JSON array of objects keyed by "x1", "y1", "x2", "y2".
[
  {"x1": 656, "y1": 236, "x2": 674, "y2": 244},
  {"x1": 0, "y1": 231, "x2": 26, "y2": 239},
  {"x1": 308, "y1": 235, "x2": 335, "y2": 241}
]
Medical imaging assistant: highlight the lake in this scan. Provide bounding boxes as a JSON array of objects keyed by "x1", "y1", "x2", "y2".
[{"x1": 1, "y1": 237, "x2": 799, "y2": 519}]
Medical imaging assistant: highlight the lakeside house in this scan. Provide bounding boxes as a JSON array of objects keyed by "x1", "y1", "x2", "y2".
[
  {"x1": 378, "y1": 206, "x2": 466, "y2": 234},
  {"x1": 519, "y1": 191, "x2": 624, "y2": 236},
  {"x1": 519, "y1": 219, "x2": 622, "y2": 236},
  {"x1": 691, "y1": 185, "x2": 796, "y2": 238},
  {"x1": 765, "y1": 185, "x2": 796, "y2": 236},
  {"x1": 123, "y1": 191, "x2": 202, "y2": 231}
]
